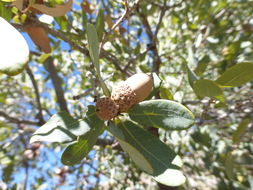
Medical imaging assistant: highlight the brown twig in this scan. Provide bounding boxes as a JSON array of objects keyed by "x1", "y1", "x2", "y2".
[
  {"x1": 26, "y1": 65, "x2": 45, "y2": 125},
  {"x1": 13, "y1": 18, "x2": 126, "y2": 75},
  {"x1": 44, "y1": 56, "x2": 69, "y2": 113}
]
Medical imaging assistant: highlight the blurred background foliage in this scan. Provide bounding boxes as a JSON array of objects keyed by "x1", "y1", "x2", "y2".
[{"x1": 0, "y1": 0, "x2": 253, "y2": 189}]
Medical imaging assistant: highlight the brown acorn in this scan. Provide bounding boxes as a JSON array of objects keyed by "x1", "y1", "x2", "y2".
[
  {"x1": 95, "y1": 97, "x2": 119, "y2": 120},
  {"x1": 111, "y1": 73, "x2": 153, "y2": 112}
]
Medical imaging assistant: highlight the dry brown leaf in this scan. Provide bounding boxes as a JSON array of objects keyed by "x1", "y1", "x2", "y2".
[
  {"x1": 26, "y1": 26, "x2": 51, "y2": 53},
  {"x1": 105, "y1": 15, "x2": 113, "y2": 29},
  {"x1": 81, "y1": 0, "x2": 93, "y2": 14},
  {"x1": 12, "y1": 0, "x2": 24, "y2": 11},
  {"x1": 30, "y1": 0, "x2": 72, "y2": 17}
]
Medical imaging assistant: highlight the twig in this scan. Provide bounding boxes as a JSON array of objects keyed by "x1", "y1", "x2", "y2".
[
  {"x1": 0, "y1": 110, "x2": 39, "y2": 125},
  {"x1": 26, "y1": 65, "x2": 45, "y2": 125},
  {"x1": 44, "y1": 56, "x2": 69, "y2": 113},
  {"x1": 100, "y1": 0, "x2": 141, "y2": 49},
  {"x1": 151, "y1": 0, "x2": 167, "y2": 45}
]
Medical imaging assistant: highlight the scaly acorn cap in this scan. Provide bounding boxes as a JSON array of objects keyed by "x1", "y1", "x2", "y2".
[
  {"x1": 95, "y1": 97, "x2": 119, "y2": 120},
  {"x1": 111, "y1": 82, "x2": 138, "y2": 112},
  {"x1": 111, "y1": 73, "x2": 153, "y2": 112}
]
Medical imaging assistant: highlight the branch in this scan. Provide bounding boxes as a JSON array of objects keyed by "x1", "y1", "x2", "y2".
[
  {"x1": 103, "y1": 0, "x2": 141, "y2": 40},
  {"x1": 0, "y1": 110, "x2": 39, "y2": 125},
  {"x1": 44, "y1": 56, "x2": 69, "y2": 113},
  {"x1": 26, "y1": 65, "x2": 45, "y2": 125},
  {"x1": 13, "y1": 16, "x2": 126, "y2": 75}
]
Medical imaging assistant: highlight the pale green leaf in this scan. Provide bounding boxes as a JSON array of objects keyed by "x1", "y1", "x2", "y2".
[
  {"x1": 128, "y1": 100, "x2": 195, "y2": 130},
  {"x1": 30, "y1": 109, "x2": 95, "y2": 143},
  {"x1": 108, "y1": 120, "x2": 185, "y2": 186},
  {"x1": 87, "y1": 23, "x2": 99, "y2": 69},
  {"x1": 95, "y1": 9, "x2": 104, "y2": 42},
  {"x1": 87, "y1": 23, "x2": 110, "y2": 96},
  {"x1": 216, "y1": 62, "x2": 253, "y2": 87}
]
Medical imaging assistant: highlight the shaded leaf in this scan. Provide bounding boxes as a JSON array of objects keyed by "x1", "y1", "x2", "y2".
[
  {"x1": 129, "y1": 100, "x2": 195, "y2": 130},
  {"x1": 61, "y1": 106, "x2": 104, "y2": 165},
  {"x1": 108, "y1": 120, "x2": 186, "y2": 186},
  {"x1": 225, "y1": 152, "x2": 235, "y2": 180},
  {"x1": 185, "y1": 64, "x2": 199, "y2": 88},
  {"x1": 159, "y1": 87, "x2": 174, "y2": 100},
  {"x1": 0, "y1": 121, "x2": 11, "y2": 141},
  {"x1": 30, "y1": 111, "x2": 92, "y2": 143},
  {"x1": 248, "y1": 176, "x2": 253, "y2": 190},
  {"x1": 232, "y1": 117, "x2": 251, "y2": 144},
  {"x1": 0, "y1": 17, "x2": 29, "y2": 76},
  {"x1": 193, "y1": 79, "x2": 225, "y2": 102},
  {"x1": 195, "y1": 55, "x2": 209, "y2": 76},
  {"x1": 95, "y1": 9, "x2": 104, "y2": 42},
  {"x1": 3, "y1": 163, "x2": 14, "y2": 182},
  {"x1": 216, "y1": 62, "x2": 253, "y2": 87},
  {"x1": 30, "y1": 0, "x2": 72, "y2": 17}
]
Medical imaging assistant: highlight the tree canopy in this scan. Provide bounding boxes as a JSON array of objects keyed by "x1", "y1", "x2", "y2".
[{"x1": 0, "y1": 0, "x2": 253, "y2": 189}]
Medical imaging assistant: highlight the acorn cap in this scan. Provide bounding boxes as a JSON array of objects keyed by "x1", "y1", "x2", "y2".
[
  {"x1": 111, "y1": 73, "x2": 153, "y2": 113},
  {"x1": 95, "y1": 97, "x2": 119, "y2": 120},
  {"x1": 111, "y1": 82, "x2": 138, "y2": 113}
]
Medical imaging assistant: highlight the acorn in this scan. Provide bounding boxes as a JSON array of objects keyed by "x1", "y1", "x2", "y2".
[
  {"x1": 95, "y1": 97, "x2": 119, "y2": 120},
  {"x1": 95, "y1": 73, "x2": 153, "y2": 120},
  {"x1": 111, "y1": 73, "x2": 153, "y2": 112}
]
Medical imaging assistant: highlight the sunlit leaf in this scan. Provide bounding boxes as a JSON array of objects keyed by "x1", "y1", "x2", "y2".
[
  {"x1": 0, "y1": 2, "x2": 13, "y2": 21},
  {"x1": 128, "y1": 100, "x2": 195, "y2": 130},
  {"x1": 87, "y1": 23, "x2": 110, "y2": 96},
  {"x1": 108, "y1": 120, "x2": 186, "y2": 187},
  {"x1": 86, "y1": 23, "x2": 99, "y2": 69},
  {"x1": 30, "y1": 110, "x2": 94, "y2": 143},
  {"x1": 0, "y1": 17, "x2": 29, "y2": 75},
  {"x1": 38, "y1": 53, "x2": 51, "y2": 63},
  {"x1": 216, "y1": 62, "x2": 253, "y2": 87}
]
